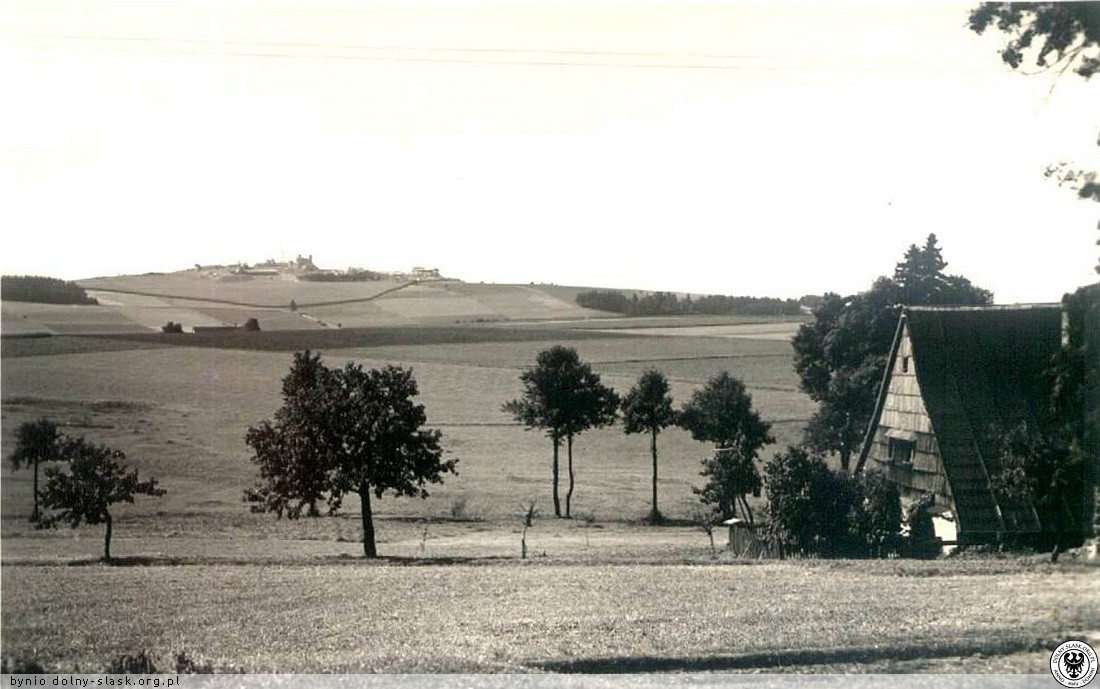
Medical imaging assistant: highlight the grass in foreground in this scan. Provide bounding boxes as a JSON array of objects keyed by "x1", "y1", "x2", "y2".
[{"x1": 2, "y1": 555, "x2": 1095, "y2": 673}]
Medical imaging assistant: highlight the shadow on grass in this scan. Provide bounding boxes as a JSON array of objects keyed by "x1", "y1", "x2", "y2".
[
  {"x1": 535, "y1": 637, "x2": 1056, "y2": 673},
  {"x1": 15, "y1": 553, "x2": 521, "y2": 568}
]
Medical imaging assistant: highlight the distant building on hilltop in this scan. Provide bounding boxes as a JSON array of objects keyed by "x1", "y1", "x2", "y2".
[
  {"x1": 411, "y1": 266, "x2": 442, "y2": 281},
  {"x1": 294, "y1": 254, "x2": 318, "y2": 272},
  {"x1": 856, "y1": 303, "x2": 1094, "y2": 547}
]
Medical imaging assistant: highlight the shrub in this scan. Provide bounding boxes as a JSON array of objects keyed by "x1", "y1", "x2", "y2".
[
  {"x1": 2, "y1": 657, "x2": 47, "y2": 673},
  {"x1": 904, "y1": 494, "x2": 941, "y2": 559},
  {"x1": 174, "y1": 651, "x2": 215, "y2": 674},
  {"x1": 107, "y1": 650, "x2": 157, "y2": 673},
  {"x1": 162, "y1": 321, "x2": 184, "y2": 334},
  {"x1": 763, "y1": 446, "x2": 902, "y2": 558},
  {"x1": 243, "y1": 318, "x2": 261, "y2": 332}
]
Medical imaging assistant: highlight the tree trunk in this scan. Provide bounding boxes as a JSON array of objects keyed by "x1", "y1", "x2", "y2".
[
  {"x1": 650, "y1": 427, "x2": 659, "y2": 520},
  {"x1": 360, "y1": 484, "x2": 377, "y2": 558},
  {"x1": 31, "y1": 457, "x2": 39, "y2": 522},
  {"x1": 565, "y1": 433, "x2": 575, "y2": 519},
  {"x1": 840, "y1": 412, "x2": 852, "y2": 474},
  {"x1": 551, "y1": 436, "x2": 561, "y2": 518},
  {"x1": 103, "y1": 513, "x2": 112, "y2": 561},
  {"x1": 739, "y1": 494, "x2": 754, "y2": 527}
]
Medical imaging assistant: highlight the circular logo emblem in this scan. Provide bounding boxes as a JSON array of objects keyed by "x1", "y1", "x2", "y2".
[{"x1": 1051, "y1": 640, "x2": 1097, "y2": 688}]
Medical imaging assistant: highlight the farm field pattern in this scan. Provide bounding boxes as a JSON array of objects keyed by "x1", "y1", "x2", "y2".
[{"x1": 2, "y1": 280, "x2": 1095, "y2": 674}]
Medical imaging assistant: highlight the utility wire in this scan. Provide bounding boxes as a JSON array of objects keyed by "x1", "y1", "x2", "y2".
[{"x1": 11, "y1": 33, "x2": 992, "y2": 75}]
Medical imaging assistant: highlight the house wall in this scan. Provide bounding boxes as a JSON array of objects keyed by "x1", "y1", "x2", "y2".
[{"x1": 866, "y1": 323, "x2": 953, "y2": 506}]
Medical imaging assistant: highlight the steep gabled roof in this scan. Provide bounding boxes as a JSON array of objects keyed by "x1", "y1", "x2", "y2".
[{"x1": 859, "y1": 303, "x2": 1063, "y2": 537}]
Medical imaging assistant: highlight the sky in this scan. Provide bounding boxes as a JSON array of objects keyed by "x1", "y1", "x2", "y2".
[{"x1": 2, "y1": 0, "x2": 1097, "y2": 302}]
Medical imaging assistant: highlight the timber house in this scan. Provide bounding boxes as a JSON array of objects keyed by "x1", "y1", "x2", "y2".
[{"x1": 856, "y1": 304, "x2": 1067, "y2": 546}]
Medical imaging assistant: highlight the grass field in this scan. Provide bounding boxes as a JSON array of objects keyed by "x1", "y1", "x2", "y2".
[
  {"x1": 3, "y1": 285, "x2": 1096, "y2": 674},
  {"x1": 2, "y1": 556, "x2": 1096, "y2": 673},
  {"x1": 78, "y1": 272, "x2": 405, "y2": 308}
]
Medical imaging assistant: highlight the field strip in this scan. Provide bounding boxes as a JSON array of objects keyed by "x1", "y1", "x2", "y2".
[
  {"x1": 590, "y1": 353, "x2": 789, "y2": 364},
  {"x1": 82, "y1": 282, "x2": 414, "y2": 309}
]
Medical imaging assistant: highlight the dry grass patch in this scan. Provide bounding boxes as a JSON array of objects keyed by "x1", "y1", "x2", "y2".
[{"x1": 2, "y1": 559, "x2": 1094, "y2": 673}]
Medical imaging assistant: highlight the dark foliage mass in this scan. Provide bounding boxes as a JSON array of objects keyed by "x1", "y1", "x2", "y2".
[
  {"x1": 246, "y1": 350, "x2": 456, "y2": 557},
  {"x1": 162, "y1": 321, "x2": 184, "y2": 334},
  {"x1": 2, "y1": 275, "x2": 97, "y2": 305},
  {"x1": 298, "y1": 270, "x2": 385, "y2": 282},
  {"x1": 576, "y1": 290, "x2": 801, "y2": 317},
  {"x1": 35, "y1": 437, "x2": 165, "y2": 560},
  {"x1": 792, "y1": 234, "x2": 992, "y2": 473},
  {"x1": 678, "y1": 372, "x2": 773, "y2": 524},
  {"x1": 763, "y1": 446, "x2": 902, "y2": 558},
  {"x1": 969, "y1": 2, "x2": 1100, "y2": 78},
  {"x1": 503, "y1": 346, "x2": 618, "y2": 518},
  {"x1": 8, "y1": 418, "x2": 67, "y2": 520},
  {"x1": 971, "y1": 3, "x2": 1099, "y2": 264},
  {"x1": 987, "y1": 283, "x2": 1099, "y2": 547}
]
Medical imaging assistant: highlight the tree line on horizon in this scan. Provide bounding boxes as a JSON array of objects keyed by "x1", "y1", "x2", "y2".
[
  {"x1": 575, "y1": 289, "x2": 804, "y2": 317},
  {"x1": 2, "y1": 275, "x2": 97, "y2": 305}
]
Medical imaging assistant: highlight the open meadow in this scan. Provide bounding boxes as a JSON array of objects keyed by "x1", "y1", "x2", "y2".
[{"x1": 2, "y1": 288, "x2": 1097, "y2": 674}]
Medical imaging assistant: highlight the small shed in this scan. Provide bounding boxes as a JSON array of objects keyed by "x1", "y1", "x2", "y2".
[{"x1": 856, "y1": 304, "x2": 1069, "y2": 546}]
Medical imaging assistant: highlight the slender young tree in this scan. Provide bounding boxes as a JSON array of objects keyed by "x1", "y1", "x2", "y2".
[
  {"x1": 503, "y1": 346, "x2": 618, "y2": 518},
  {"x1": 621, "y1": 370, "x2": 676, "y2": 522},
  {"x1": 678, "y1": 372, "x2": 774, "y2": 524},
  {"x1": 36, "y1": 438, "x2": 165, "y2": 560},
  {"x1": 8, "y1": 418, "x2": 68, "y2": 521}
]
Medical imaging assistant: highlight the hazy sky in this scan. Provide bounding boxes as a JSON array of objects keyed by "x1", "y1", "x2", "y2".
[{"x1": 2, "y1": 1, "x2": 1097, "y2": 302}]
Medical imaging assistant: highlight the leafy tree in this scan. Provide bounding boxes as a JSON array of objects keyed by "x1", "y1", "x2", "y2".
[
  {"x1": 988, "y1": 419, "x2": 1086, "y2": 545},
  {"x1": 504, "y1": 346, "x2": 618, "y2": 518},
  {"x1": 243, "y1": 317, "x2": 261, "y2": 331},
  {"x1": 247, "y1": 352, "x2": 456, "y2": 557},
  {"x1": 36, "y1": 438, "x2": 165, "y2": 560},
  {"x1": 621, "y1": 370, "x2": 676, "y2": 522},
  {"x1": 678, "y1": 372, "x2": 774, "y2": 524},
  {"x1": 968, "y1": 3, "x2": 1099, "y2": 79},
  {"x1": 245, "y1": 350, "x2": 331, "y2": 519},
  {"x1": 162, "y1": 321, "x2": 184, "y2": 334},
  {"x1": 970, "y1": 3, "x2": 1100, "y2": 270},
  {"x1": 8, "y1": 418, "x2": 68, "y2": 521},
  {"x1": 793, "y1": 235, "x2": 992, "y2": 473}
]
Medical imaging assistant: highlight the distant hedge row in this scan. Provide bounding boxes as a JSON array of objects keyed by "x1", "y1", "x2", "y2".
[
  {"x1": 576, "y1": 289, "x2": 801, "y2": 317},
  {"x1": 299, "y1": 271, "x2": 385, "y2": 282},
  {"x1": 2, "y1": 275, "x2": 98, "y2": 305}
]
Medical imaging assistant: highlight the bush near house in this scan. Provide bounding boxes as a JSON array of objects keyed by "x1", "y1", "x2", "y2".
[{"x1": 763, "y1": 446, "x2": 902, "y2": 558}]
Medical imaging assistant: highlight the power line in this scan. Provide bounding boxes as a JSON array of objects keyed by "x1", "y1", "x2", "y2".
[{"x1": 11, "y1": 33, "x2": 990, "y2": 75}]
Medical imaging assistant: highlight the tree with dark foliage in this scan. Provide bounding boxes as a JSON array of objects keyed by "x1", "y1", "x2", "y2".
[
  {"x1": 36, "y1": 438, "x2": 165, "y2": 560},
  {"x1": 621, "y1": 370, "x2": 676, "y2": 522},
  {"x1": 678, "y1": 372, "x2": 773, "y2": 524},
  {"x1": 245, "y1": 351, "x2": 331, "y2": 519},
  {"x1": 503, "y1": 346, "x2": 618, "y2": 518},
  {"x1": 970, "y1": 3, "x2": 1100, "y2": 269},
  {"x1": 247, "y1": 351, "x2": 455, "y2": 557},
  {"x1": 8, "y1": 418, "x2": 68, "y2": 521},
  {"x1": 969, "y1": 3, "x2": 1099, "y2": 79},
  {"x1": 793, "y1": 235, "x2": 992, "y2": 473}
]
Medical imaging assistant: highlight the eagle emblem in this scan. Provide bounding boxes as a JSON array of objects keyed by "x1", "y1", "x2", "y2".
[{"x1": 1062, "y1": 650, "x2": 1088, "y2": 679}]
